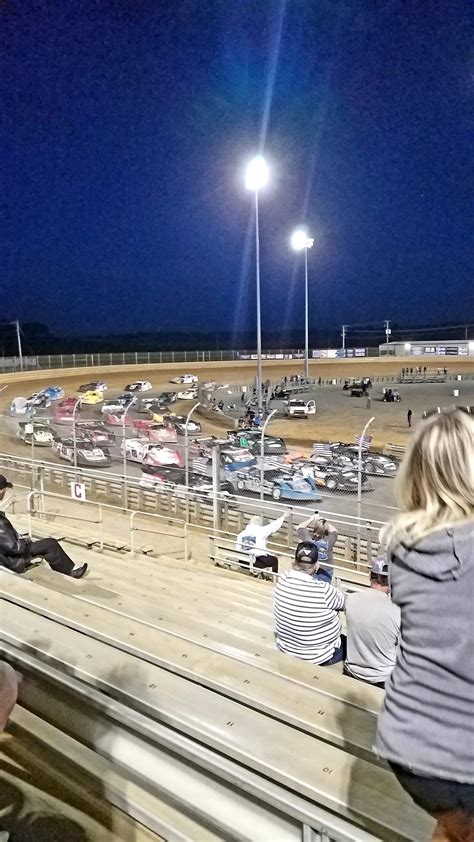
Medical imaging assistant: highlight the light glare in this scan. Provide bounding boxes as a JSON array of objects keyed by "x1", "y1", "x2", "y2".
[
  {"x1": 291, "y1": 229, "x2": 314, "y2": 251},
  {"x1": 245, "y1": 156, "x2": 268, "y2": 191}
]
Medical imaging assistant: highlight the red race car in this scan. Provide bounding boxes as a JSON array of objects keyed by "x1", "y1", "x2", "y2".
[
  {"x1": 104, "y1": 413, "x2": 134, "y2": 427},
  {"x1": 133, "y1": 420, "x2": 178, "y2": 443},
  {"x1": 53, "y1": 398, "x2": 78, "y2": 423}
]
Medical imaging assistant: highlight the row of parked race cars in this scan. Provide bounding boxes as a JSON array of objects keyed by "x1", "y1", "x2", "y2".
[{"x1": 8, "y1": 378, "x2": 399, "y2": 502}]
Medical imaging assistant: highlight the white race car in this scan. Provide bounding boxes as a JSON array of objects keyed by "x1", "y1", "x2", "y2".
[
  {"x1": 18, "y1": 421, "x2": 54, "y2": 446},
  {"x1": 101, "y1": 395, "x2": 136, "y2": 414},
  {"x1": 10, "y1": 397, "x2": 31, "y2": 416},
  {"x1": 177, "y1": 387, "x2": 199, "y2": 400},
  {"x1": 124, "y1": 380, "x2": 152, "y2": 392},
  {"x1": 170, "y1": 374, "x2": 198, "y2": 384}
]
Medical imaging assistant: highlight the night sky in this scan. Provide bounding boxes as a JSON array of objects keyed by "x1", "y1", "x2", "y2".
[{"x1": 2, "y1": 1, "x2": 472, "y2": 337}]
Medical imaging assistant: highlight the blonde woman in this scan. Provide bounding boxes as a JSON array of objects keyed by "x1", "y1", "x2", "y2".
[{"x1": 376, "y1": 409, "x2": 474, "y2": 842}]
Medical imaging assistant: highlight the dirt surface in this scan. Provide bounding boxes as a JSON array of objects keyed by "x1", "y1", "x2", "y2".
[{"x1": 1, "y1": 357, "x2": 473, "y2": 454}]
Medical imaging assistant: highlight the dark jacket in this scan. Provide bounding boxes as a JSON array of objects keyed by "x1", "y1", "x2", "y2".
[{"x1": 0, "y1": 511, "x2": 32, "y2": 573}]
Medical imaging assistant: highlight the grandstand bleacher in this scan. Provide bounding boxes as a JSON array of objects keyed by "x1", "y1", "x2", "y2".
[{"x1": 0, "y1": 504, "x2": 435, "y2": 840}]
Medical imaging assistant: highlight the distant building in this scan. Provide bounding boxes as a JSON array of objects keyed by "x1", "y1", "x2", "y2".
[{"x1": 379, "y1": 339, "x2": 474, "y2": 357}]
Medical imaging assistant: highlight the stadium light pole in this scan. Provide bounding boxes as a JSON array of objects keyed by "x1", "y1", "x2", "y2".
[
  {"x1": 245, "y1": 155, "x2": 268, "y2": 414},
  {"x1": 291, "y1": 229, "x2": 314, "y2": 380},
  {"x1": 260, "y1": 408, "x2": 277, "y2": 501}
]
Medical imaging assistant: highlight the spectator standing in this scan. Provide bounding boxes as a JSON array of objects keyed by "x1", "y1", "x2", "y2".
[
  {"x1": 297, "y1": 515, "x2": 338, "y2": 583},
  {"x1": 407, "y1": 408, "x2": 413, "y2": 427},
  {"x1": 0, "y1": 476, "x2": 87, "y2": 578},
  {"x1": 274, "y1": 542, "x2": 345, "y2": 665},
  {"x1": 344, "y1": 558, "x2": 400, "y2": 688},
  {"x1": 366, "y1": 394, "x2": 371, "y2": 409},
  {"x1": 236, "y1": 511, "x2": 290, "y2": 575},
  {"x1": 376, "y1": 409, "x2": 474, "y2": 842}
]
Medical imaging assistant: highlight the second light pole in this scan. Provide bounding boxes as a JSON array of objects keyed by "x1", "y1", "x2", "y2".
[
  {"x1": 245, "y1": 155, "x2": 269, "y2": 414},
  {"x1": 291, "y1": 229, "x2": 314, "y2": 380}
]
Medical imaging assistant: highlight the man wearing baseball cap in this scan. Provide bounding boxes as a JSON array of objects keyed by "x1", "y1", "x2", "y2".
[
  {"x1": 273, "y1": 541, "x2": 346, "y2": 666},
  {"x1": 0, "y1": 476, "x2": 87, "y2": 578},
  {"x1": 344, "y1": 556, "x2": 400, "y2": 688}
]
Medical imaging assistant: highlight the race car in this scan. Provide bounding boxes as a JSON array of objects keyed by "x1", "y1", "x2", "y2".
[
  {"x1": 226, "y1": 429, "x2": 287, "y2": 456},
  {"x1": 290, "y1": 459, "x2": 372, "y2": 492},
  {"x1": 18, "y1": 421, "x2": 55, "y2": 447},
  {"x1": 148, "y1": 408, "x2": 177, "y2": 424},
  {"x1": 103, "y1": 413, "x2": 134, "y2": 427},
  {"x1": 101, "y1": 395, "x2": 136, "y2": 414},
  {"x1": 136, "y1": 396, "x2": 160, "y2": 414},
  {"x1": 42, "y1": 386, "x2": 65, "y2": 400},
  {"x1": 191, "y1": 444, "x2": 256, "y2": 476},
  {"x1": 202, "y1": 381, "x2": 229, "y2": 391},
  {"x1": 121, "y1": 438, "x2": 183, "y2": 467},
  {"x1": 132, "y1": 420, "x2": 177, "y2": 443},
  {"x1": 53, "y1": 438, "x2": 111, "y2": 467},
  {"x1": 170, "y1": 416, "x2": 202, "y2": 436},
  {"x1": 139, "y1": 464, "x2": 226, "y2": 496},
  {"x1": 53, "y1": 398, "x2": 78, "y2": 423},
  {"x1": 9, "y1": 397, "x2": 31, "y2": 416},
  {"x1": 26, "y1": 392, "x2": 52, "y2": 409},
  {"x1": 177, "y1": 387, "x2": 198, "y2": 400},
  {"x1": 159, "y1": 391, "x2": 178, "y2": 404},
  {"x1": 75, "y1": 422, "x2": 116, "y2": 447},
  {"x1": 79, "y1": 390, "x2": 104, "y2": 405},
  {"x1": 78, "y1": 381, "x2": 107, "y2": 392},
  {"x1": 124, "y1": 380, "x2": 152, "y2": 392},
  {"x1": 169, "y1": 374, "x2": 198, "y2": 384},
  {"x1": 226, "y1": 467, "x2": 322, "y2": 502},
  {"x1": 322, "y1": 443, "x2": 399, "y2": 477}
]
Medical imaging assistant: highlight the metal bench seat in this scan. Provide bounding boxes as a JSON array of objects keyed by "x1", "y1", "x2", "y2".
[{"x1": 1, "y1": 592, "x2": 433, "y2": 841}]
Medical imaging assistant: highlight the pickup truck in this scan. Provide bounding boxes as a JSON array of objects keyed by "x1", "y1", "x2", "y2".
[{"x1": 284, "y1": 398, "x2": 316, "y2": 418}]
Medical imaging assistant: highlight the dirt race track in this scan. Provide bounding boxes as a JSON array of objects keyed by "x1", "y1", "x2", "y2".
[{"x1": 1, "y1": 355, "x2": 474, "y2": 454}]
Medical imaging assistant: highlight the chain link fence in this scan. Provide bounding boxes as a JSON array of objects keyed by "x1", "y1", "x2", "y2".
[{"x1": 0, "y1": 348, "x2": 379, "y2": 372}]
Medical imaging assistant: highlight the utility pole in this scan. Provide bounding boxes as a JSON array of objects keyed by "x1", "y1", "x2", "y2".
[
  {"x1": 384, "y1": 320, "x2": 391, "y2": 353},
  {"x1": 14, "y1": 321, "x2": 24, "y2": 371},
  {"x1": 341, "y1": 325, "x2": 347, "y2": 352}
]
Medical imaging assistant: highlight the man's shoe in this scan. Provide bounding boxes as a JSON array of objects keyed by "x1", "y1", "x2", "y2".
[{"x1": 70, "y1": 564, "x2": 88, "y2": 579}]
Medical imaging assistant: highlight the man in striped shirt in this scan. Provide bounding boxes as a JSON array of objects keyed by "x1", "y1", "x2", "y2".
[{"x1": 273, "y1": 542, "x2": 346, "y2": 666}]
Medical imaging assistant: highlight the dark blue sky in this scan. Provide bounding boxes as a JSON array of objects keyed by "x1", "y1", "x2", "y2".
[{"x1": 2, "y1": 0, "x2": 472, "y2": 336}]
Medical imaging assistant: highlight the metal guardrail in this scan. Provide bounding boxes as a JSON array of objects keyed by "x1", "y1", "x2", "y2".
[{"x1": 2, "y1": 453, "x2": 383, "y2": 568}]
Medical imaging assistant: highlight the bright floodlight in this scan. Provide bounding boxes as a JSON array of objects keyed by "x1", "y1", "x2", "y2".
[
  {"x1": 245, "y1": 156, "x2": 268, "y2": 191},
  {"x1": 291, "y1": 229, "x2": 314, "y2": 251},
  {"x1": 404, "y1": 342, "x2": 411, "y2": 351}
]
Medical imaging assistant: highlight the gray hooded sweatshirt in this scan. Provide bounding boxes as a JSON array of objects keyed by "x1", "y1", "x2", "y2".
[{"x1": 376, "y1": 520, "x2": 474, "y2": 782}]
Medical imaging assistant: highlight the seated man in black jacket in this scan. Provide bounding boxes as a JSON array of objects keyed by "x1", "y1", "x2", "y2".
[{"x1": 0, "y1": 475, "x2": 87, "y2": 579}]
